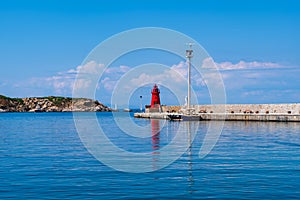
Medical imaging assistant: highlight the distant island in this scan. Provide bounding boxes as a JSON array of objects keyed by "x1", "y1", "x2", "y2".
[{"x1": 0, "y1": 95, "x2": 111, "y2": 112}]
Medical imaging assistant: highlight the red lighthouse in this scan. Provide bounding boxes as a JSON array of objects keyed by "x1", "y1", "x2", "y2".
[{"x1": 150, "y1": 84, "x2": 161, "y2": 108}]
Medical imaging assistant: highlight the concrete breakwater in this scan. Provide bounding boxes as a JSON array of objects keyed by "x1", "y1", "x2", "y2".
[
  {"x1": 134, "y1": 112, "x2": 300, "y2": 122},
  {"x1": 134, "y1": 103, "x2": 300, "y2": 122},
  {"x1": 162, "y1": 103, "x2": 300, "y2": 115},
  {"x1": 134, "y1": 112, "x2": 170, "y2": 119}
]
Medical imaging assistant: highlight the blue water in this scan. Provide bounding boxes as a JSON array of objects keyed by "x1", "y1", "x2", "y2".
[{"x1": 1, "y1": 112, "x2": 300, "y2": 199}]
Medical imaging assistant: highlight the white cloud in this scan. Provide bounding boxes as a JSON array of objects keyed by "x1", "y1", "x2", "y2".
[
  {"x1": 75, "y1": 61, "x2": 105, "y2": 74},
  {"x1": 20, "y1": 61, "x2": 104, "y2": 96},
  {"x1": 100, "y1": 77, "x2": 116, "y2": 91},
  {"x1": 170, "y1": 61, "x2": 187, "y2": 77},
  {"x1": 10, "y1": 59, "x2": 299, "y2": 105},
  {"x1": 202, "y1": 57, "x2": 284, "y2": 71},
  {"x1": 216, "y1": 60, "x2": 282, "y2": 71},
  {"x1": 21, "y1": 61, "x2": 132, "y2": 96},
  {"x1": 105, "y1": 65, "x2": 130, "y2": 74},
  {"x1": 106, "y1": 60, "x2": 288, "y2": 99},
  {"x1": 129, "y1": 62, "x2": 187, "y2": 88},
  {"x1": 24, "y1": 59, "x2": 288, "y2": 98}
]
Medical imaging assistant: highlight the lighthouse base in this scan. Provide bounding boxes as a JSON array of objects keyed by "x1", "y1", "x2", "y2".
[{"x1": 145, "y1": 105, "x2": 162, "y2": 113}]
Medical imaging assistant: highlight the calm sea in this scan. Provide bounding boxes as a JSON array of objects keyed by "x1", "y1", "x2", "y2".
[{"x1": 1, "y1": 112, "x2": 300, "y2": 199}]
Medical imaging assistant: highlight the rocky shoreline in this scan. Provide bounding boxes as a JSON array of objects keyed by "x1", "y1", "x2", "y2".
[{"x1": 0, "y1": 95, "x2": 111, "y2": 112}]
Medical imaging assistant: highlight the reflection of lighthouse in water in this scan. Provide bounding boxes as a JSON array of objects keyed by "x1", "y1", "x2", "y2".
[
  {"x1": 151, "y1": 119, "x2": 160, "y2": 150},
  {"x1": 151, "y1": 119, "x2": 160, "y2": 170}
]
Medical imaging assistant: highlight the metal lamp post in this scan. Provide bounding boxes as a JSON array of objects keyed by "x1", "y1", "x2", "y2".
[
  {"x1": 140, "y1": 95, "x2": 143, "y2": 112},
  {"x1": 186, "y1": 43, "x2": 193, "y2": 114}
]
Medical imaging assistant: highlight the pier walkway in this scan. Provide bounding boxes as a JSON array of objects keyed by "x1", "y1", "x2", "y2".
[{"x1": 134, "y1": 112, "x2": 300, "y2": 122}]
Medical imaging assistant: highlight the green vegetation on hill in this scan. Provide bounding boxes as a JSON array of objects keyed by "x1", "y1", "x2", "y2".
[
  {"x1": 0, "y1": 95, "x2": 9, "y2": 99},
  {"x1": 0, "y1": 95, "x2": 24, "y2": 104},
  {"x1": 44, "y1": 96, "x2": 72, "y2": 106}
]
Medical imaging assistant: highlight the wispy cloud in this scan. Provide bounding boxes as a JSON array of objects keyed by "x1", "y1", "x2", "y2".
[
  {"x1": 129, "y1": 61, "x2": 187, "y2": 87},
  {"x1": 105, "y1": 65, "x2": 130, "y2": 74},
  {"x1": 202, "y1": 57, "x2": 285, "y2": 71},
  {"x1": 22, "y1": 60, "x2": 291, "y2": 97},
  {"x1": 217, "y1": 60, "x2": 283, "y2": 71},
  {"x1": 6, "y1": 60, "x2": 299, "y2": 105},
  {"x1": 21, "y1": 61, "x2": 131, "y2": 97}
]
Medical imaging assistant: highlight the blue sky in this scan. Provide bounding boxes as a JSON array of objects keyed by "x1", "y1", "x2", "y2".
[{"x1": 0, "y1": 0, "x2": 300, "y2": 107}]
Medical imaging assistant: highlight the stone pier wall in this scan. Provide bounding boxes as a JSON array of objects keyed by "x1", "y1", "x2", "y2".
[{"x1": 163, "y1": 104, "x2": 300, "y2": 115}]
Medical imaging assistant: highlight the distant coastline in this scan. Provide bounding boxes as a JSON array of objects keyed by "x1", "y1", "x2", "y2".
[{"x1": 0, "y1": 95, "x2": 111, "y2": 112}]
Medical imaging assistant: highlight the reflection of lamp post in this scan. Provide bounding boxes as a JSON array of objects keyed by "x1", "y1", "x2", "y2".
[
  {"x1": 140, "y1": 95, "x2": 143, "y2": 112},
  {"x1": 187, "y1": 121, "x2": 194, "y2": 193}
]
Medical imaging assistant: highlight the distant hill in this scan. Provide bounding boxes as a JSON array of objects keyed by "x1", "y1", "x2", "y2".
[{"x1": 0, "y1": 95, "x2": 111, "y2": 112}]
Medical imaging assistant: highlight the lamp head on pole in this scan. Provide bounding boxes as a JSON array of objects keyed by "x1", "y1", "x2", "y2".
[{"x1": 185, "y1": 43, "x2": 194, "y2": 58}]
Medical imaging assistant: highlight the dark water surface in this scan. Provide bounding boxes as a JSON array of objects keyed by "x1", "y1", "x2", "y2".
[{"x1": 1, "y1": 112, "x2": 300, "y2": 199}]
